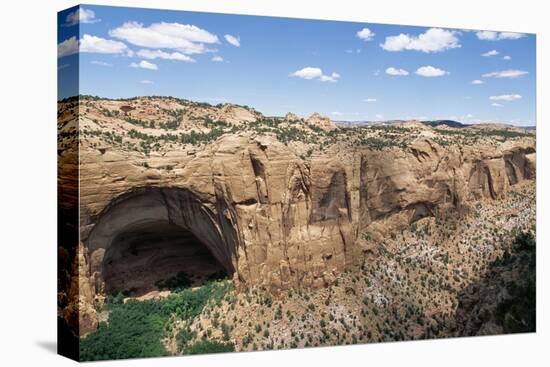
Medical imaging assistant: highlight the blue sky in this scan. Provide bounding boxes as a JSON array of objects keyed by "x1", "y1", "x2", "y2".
[{"x1": 58, "y1": 5, "x2": 536, "y2": 126}]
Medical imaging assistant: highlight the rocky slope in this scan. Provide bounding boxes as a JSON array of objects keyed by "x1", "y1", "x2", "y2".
[{"x1": 58, "y1": 96, "x2": 536, "y2": 336}]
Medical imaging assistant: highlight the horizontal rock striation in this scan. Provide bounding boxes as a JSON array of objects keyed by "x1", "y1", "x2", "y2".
[{"x1": 77, "y1": 135, "x2": 535, "y2": 296}]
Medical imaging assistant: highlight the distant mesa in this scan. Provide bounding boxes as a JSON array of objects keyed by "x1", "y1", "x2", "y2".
[{"x1": 421, "y1": 120, "x2": 468, "y2": 129}]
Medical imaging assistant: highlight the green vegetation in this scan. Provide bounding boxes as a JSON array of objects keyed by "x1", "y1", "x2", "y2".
[
  {"x1": 440, "y1": 128, "x2": 530, "y2": 139},
  {"x1": 155, "y1": 271, "x2": 192, "y2": 291},
  {"x1": 184, "y1": 340, "x2": 235, "y2": 355},
  {"x1": 80, "y1": 280, "x2": 232, "y2": 361},
  {"x1": 494, "y1": 230, "x2": 536, "y2": 333},
  {"x1": 126, "y1": 127, "x2": 229, "y2": 152}
]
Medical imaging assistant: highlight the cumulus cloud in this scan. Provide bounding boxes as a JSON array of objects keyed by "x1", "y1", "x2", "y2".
[
  {"x1": 290, "y1": 67, "x2": 340, "y2": 82},
  {"x1": 110, "y1": 22, "x2": 218, "y2": 55},
  {"x1": 64, "y1": 7, "x2": 100, "y2": 26},
  {"x1": 356, "y1": 28, "x2": 375, "y2": 41},
  {"x1": 415, "y1": 65, "x2": 449, "y2": 77},
  {"x1": 130, "y1": 60, "x2": 158, "y2": 70},
  {"x1": 140, "y1": 80, "x2": 154, "y2": 84},
  {"x1": 211, "y1": 55, "x2": 224, "y2": 62},
  {"x1": 380, "y1": 28, "x2": 460, "y2": 53},
  {"x1": 91, "y1": 60, "x2": 112, "y2": 67},
  {"x1": 224, "y1": 34, "x2": 240, "y2": 47},
  {"x1": 291, "y1": 67, "x2": 322, "y2": 79},
  {"x1": 471, "y1": 79, "x2": 484, "y2": 85},
  {"x1": 482, "y1": 49, "x2": 499, "y2": 57},
  {"x1": 80, "y1": 34, "x2": 132, "y2": 56},
  {"x1": 136, "y1": 49, "x2": 195, "y2": 62},
  {"x1": 320, "y1": 73, "x2": 341, "y2": 82},
  {"x1": 476, "y1": 31, "x2": 525, "y2": 40},
  {"x1": 364, "y1": 98, "x2": 377, "y2": 102},
  {"x1": 58, "y1": 36, "x2": 79, "y2": 58},
  {"x1": 482, "y1": 69, "x2": 528, "y2": 78},
  {"x1": 489, "y1": 94, "x2": 522, "y2": 101},
  {"x1": 58, "y1": 34, "x2": 132, "y2": 58},
  {"x1": 503, "y1": 55, "x2": 512, "y2": 60},
  {"x1": 385, "y1": 67, "x2": 409, "y2": 76}
]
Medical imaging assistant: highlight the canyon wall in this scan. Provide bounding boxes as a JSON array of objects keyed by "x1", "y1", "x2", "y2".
[{"x1": 75, "y1": 134, "x2": 535, "y2": 299}]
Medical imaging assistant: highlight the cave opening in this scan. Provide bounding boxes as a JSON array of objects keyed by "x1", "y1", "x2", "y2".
[
  {"x1": 87, "y1": 187, "x2": 238, "y2": 298},
  {"x1": 102, "y1": 220, "x2": 228, "y2": 297}
]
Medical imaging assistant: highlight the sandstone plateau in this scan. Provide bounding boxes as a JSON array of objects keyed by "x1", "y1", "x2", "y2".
[{"x1": 57, "y1": 96, "x2": 536, "y2": 337}]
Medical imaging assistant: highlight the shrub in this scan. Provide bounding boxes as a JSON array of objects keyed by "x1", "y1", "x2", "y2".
[{"x1": 184, "y1": 340, "x2": 235, "y2": 355}]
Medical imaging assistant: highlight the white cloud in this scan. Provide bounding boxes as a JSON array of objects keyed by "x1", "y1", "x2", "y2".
[
  {"x1": 499, "y1": 32, "x2": 526, "y2": 40},
  {"x1": 476, "y1": 31, "x2": 498, "y2": 40},
  {"x1": 476, "y1": 31, "x2": 525, "y2": 40},
  {"x1": 58, "y1": 34, "x2": 131, "y2": 58},
  {"x1": 380, "y1": 28, "x2": 460, "y2": 53},
  {"x1": 331, "y1": 111, "x2": 342, "y2": 116},
  {"x1": 364, "y1": 98, "x2": 377, "y2": 102},
  {"x1": 136, "y1": 49, "x2": 195, "y2": 62},
  {"x1": 385, "y1": 67, "x2": 409, "y2": 76},
  {"x1": 80, "y1": 34, "x2": 132, "y2": 56},
  {"x1": 211, "y1": 55, "x2": 224, "y2": 62},
  {"x1": 345, "y1": 49, "x2": 361, "y2": 54},
  {"x1": 130, "y1": 60, "x2": 158, "y2": 70},
  {"x1": 491, "y1": 103, "x2": 503, "y2": 107},
  {"x1": 489, "y1": 94, "x2": 522, "y2": 101},
  {"x1": 415, "y1": 65, "x2": 449, "y2": 77},
  {"x1": 110, "y1": 22, "x2": 218, "y2": 55},
  {"x1": 58, "y1": 36, "x2": 79, "y2": 58},
  {"x1": 482, "y1": 69, "x2": 528, "y2": 78},
  {"x1": 291, "y1": 67, "x2": 322, "y2": 79},
  {"x1": 482, "y1": 49, "x2": 499, "y2": 57},
  {"x1": 503, "y1": 55, "x2": 512, "y2": 60},
  {"x1": 290, "y1": 67, "x2": 340, "y2": 82},
  {"x1": 357, "y1": 28, "x2": 375, "y2": 41},
  {"x1": 320, "y1": 72, "x2": 340, "y2": 82},
  {"x1": 91, "y1": 60, "x2": 112, "y2": 67},
  {"x1": 65, "y1": 8, "x2": 100, "y2": 26},
  {"x1": 140, "y1": 80, "x2": 154, "y2": 84},
  {"x1": 471, "y1": 79, "x2": 485, "y2": 85},
  {"x1": 224, "y1": 34, "x2": 240, "y2": 47}
]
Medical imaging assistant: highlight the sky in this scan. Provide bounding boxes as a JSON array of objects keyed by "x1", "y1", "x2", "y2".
[{"x1": 58, "y1": 5, "x2": 536, "y2": 126}]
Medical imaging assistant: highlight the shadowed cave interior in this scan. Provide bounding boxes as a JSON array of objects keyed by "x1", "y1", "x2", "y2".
[{"x1": 102, "y1": 220, "x2": 227, "y2": 297}]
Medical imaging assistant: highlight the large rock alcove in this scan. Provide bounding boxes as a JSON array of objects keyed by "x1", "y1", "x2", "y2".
[{"x1": 86, "y1": 187, "x2": 238, "y2": 296}]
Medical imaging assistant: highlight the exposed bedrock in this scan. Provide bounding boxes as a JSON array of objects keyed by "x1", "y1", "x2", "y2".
[{"x1": 76, "y1": 135, "x2": 536, "y2": 323}]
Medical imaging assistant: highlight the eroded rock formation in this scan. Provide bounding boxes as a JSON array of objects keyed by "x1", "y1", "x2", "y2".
[
  {"x1": 57, "y1": 97, "x2": 536, "y2": 336},
  {"x1": 78, "y1": 135, "x2": 535, "y2": 294}
]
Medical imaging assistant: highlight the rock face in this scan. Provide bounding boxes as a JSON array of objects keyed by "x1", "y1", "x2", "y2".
[
  {"x1": 78, "y1": 135, "x2": 535, "y2": 293},
  {"x1": 306, "y1": 112, "x2": 338, "y2": 131},
  {"x1": 284, "y1": 112, "x2": 300, "y2": 122},
  {"x1": 57, "y1": 97, "x2": 536, "y2": 336}
]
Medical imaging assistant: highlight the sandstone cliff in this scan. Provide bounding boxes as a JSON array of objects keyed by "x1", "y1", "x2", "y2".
[{"x1": 57, "y1": 96, "x2": 536, "y2": 335}]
